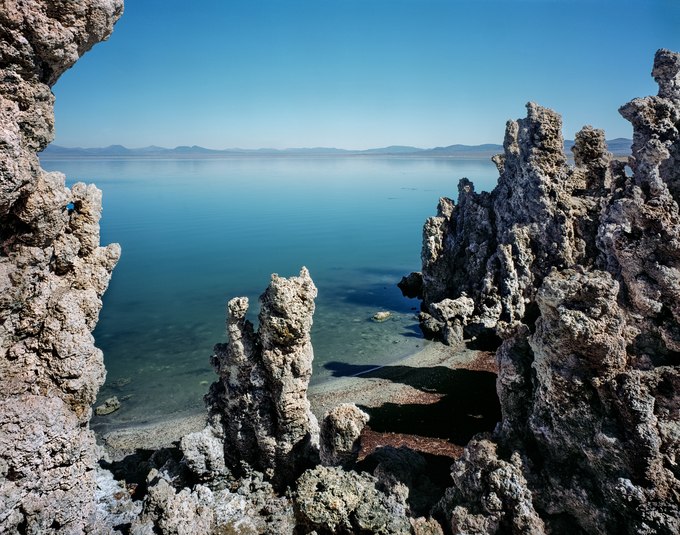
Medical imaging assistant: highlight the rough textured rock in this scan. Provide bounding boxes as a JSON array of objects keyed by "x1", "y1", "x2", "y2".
[
  {"x1": 0, "y1": 1, "x2": 123, "y2": 533},
  {"x1": 131, "y1": 468, "x2": 296, "y2": 535},
  {"x1": 410, "y1": 516, "x2": 445, "y2": 535},
  {"x1": 94, "y1": 464, "x2": 142, "y2": 530},
  {"x1": 202, "y1": 267, "x2": 320, "y2": 489},
  {"x1": 421, "y1": 295, "x2": 475, "y2": 346},
  {"x1": 436, "y1": 439, "x2": 544, "y2": 535},
  {"x1": 179, "y1": 414, "x2": 227, "y2": 482},
  {"x1": 96, "y1": 395, "x2": 122, "y2": 416},
  {"x1": 294, "y1": 464, "x2": 412, "y2": 534},
  {"x1": 412, "y1": 49, "x2": 680, "y2": 534},
  {"x1": 365, "y1": 446, "x2": 445, "y2": 518},
  {"x1": 319, "y1": 403, "x2": 369, "y2": 467},
  {"x1": 373, "y1": 310, "x2": 393, "y2": 322}
]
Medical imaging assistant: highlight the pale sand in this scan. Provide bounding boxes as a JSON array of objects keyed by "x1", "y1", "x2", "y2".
[
  {"x1": 307, "y1": 341, "x2": 483, "y2": 418},
  {"x1": 98, "y1": 341, "x2": 488, "y2": 458}
]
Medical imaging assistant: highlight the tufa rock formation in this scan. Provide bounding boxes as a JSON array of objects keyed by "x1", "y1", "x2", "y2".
[
  {"x1": 407, "y1": 49, "x2": 680, "y2": 533},
  {"x1": 3, "y1": 2, "x2": 678, "y2": 531},
  {"x1": 184, "y1": 267, "x2": 320, "y2": 489},
  {"x1": 141, "y1": 269, "x2": 420, "y2": 533},
  {"x1": 130, "y1": 465, "x2": 296, "y2": 535},
  {"x1": 0, "y1": 1, "x2": 123, "y2": 533},
  {"x1": 294, "y1": 464, "x2": 412, "y2": 534},
  {"x1": 319, "y1": 402, "x2": 370, "y2": 467}
]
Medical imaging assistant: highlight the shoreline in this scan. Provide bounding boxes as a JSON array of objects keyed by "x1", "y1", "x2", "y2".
[{"x1": 97, "y1": 341, "x2": 498, "y2": 460}]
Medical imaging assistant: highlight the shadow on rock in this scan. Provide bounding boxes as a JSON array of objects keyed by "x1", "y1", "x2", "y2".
[
  {"x1": 357, "y1": 445, "x2": 456, "y2": 517},
  {"x1": 99, "y1": 446, "x2": 184, "y2": 501}
]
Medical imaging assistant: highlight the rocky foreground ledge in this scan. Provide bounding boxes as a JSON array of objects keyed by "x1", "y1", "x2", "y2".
[{"x1": 1, "y1": 1, "x2": 680, "y2": 533}]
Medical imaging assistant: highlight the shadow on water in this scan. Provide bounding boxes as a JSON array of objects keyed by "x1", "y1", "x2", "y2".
[
  {"x1": 321, "y1": 282, "x2": 416, "y2": 311},
  {"x1": 319, "y1": 266, "x2": 420, "y2": 312},
  {"x1": 324, "y1": 361, "x2": 501, "y2": 445}
]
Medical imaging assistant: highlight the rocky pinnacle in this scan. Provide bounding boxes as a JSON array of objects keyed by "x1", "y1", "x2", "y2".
[
  {"x1": 412, "y1": 49, "x2": 680, "y2": 534},
  {"x1": 205, "y1": 267, "x2": 320, "y2": 489}
]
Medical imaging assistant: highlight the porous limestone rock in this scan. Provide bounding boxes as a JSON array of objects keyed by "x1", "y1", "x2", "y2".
[
  {"x1": 366, "y1": 446, "x2": 445, "y2": 518},
  {"x1": 294, "y1": 464, "x2": 412, "y2": 534},
  {"x1": 0, "y1": 1, "x2": 123, "y2": 532},
  {"x1": 410, "y1": 516, "x2": 445, "y2": 535},
  {"x1": 412, "y1": 49, "x2": 680, "y2": 534},
  {"x1": 413, "y1": 103, "x2": 621, "y2": 347},
  {"x1": 95, "y1": 464, "x2": 142, "y2": 530},
  {"x1": 204, "y1": 267, "x2": 320, "y2": 489},
  {"x1": 131, "y1": 467, "x2": 296, "y2": 535},
  {"x1": 422, "y1": 295, "x2": 475, "y2": 346},
  {"x1": 319, "y1": 403, "x2": 369, "y2": 467},
  {"x1": 179, "y1": 414, "x2": 227, "y2": 481},
  {"x1": 436, "y1": 439, "x2": 544, "y2": 535}
]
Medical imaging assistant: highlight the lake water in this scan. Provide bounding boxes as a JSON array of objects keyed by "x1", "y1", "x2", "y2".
[{"x1": 40, "y1": 156, "x2": 498, "y2": 429}]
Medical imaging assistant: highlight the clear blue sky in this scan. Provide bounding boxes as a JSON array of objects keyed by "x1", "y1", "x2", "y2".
[{"x1": 51, "y1": 0, "x2": 680, "y2": 150}]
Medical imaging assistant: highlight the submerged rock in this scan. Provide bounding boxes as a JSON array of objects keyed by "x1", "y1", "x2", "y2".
[
  {"x1": 411, "y1": 49, "x2": 680, "y2": 533},
  {"x1": 96, "y1": 396, "x2": 122, "y2": 415},
  {"x1": 0, "y1": 1, "x2": 123, "y2": 532},
  {"x1": 372, "y1": 311, "x2": 393, "y2": 322}
]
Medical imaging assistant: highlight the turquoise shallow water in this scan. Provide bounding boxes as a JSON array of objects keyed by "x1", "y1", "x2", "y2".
[{"x1": 40, "y1": 156, "x2": 498, "y2": 427}]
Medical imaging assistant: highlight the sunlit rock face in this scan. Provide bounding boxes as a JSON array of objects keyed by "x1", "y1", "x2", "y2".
[
  {"x1": 418, "y1": 103, "x2": 614, "y2": 342},
  {"x1": 203, "y1": 267, "x2": 320, "y2": 489},
  {"x1": 413, "y1": 49, "x2": 680, "y2": 534},
  {"x1": 0, "y1": 1, "x2": 123, "y2": 532},
  {"x1": 140, "y1": 269, "x2": 418, "y2": 533}
]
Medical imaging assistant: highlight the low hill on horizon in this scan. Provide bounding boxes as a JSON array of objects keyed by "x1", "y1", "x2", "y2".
[{"x1": 40, "y1": 139, "x2": 632, "y2": 159}]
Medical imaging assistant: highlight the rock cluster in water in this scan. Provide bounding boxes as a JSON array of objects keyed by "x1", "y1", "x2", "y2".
[
  {"x1": 405, "y1": 49, "x2": 680, "y2": 534},
  {"x1": 0, "y1": 1, "x2": 123, "y2": 532}
]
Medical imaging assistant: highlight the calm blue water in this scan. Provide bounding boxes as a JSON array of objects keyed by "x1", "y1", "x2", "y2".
[{"x1": 40, "y1": 156, "x2": 498, "y2": 427}]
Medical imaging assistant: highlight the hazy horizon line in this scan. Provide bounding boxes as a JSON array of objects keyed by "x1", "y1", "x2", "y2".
[{"x1": 44, "y1": 137, "x2": 633, "y2": 153}]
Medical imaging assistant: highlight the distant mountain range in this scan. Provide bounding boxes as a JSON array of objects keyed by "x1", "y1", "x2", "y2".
[{"x1": 40, "y1": 139, "x2": 632, "y2": 159}]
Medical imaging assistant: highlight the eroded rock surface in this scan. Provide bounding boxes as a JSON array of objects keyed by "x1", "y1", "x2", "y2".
[
  {"x1": 138, "y1": 270, "x2": 414, "y2": 533},
  {"x1": 412, "y1": 49, "x2": 680, "y2": 533},
  {"x1": 319, "y1": 402, "x2": 369, "y2": 467},
  {"x1": 131, "y1": 467, "x2": 296, "y2": 535},
  {"x1": 195, "y1": 267, "x2": 320, "y2": 489},
  {"x1": 0, "y1": 1, "x2": 123, "y2": 532},
  {"x1": 295, "y1": 464, "x2": 411, "y2": 534},
  {"x1": 436, "y1": 439, "x2": 544, "y2": 535}
]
